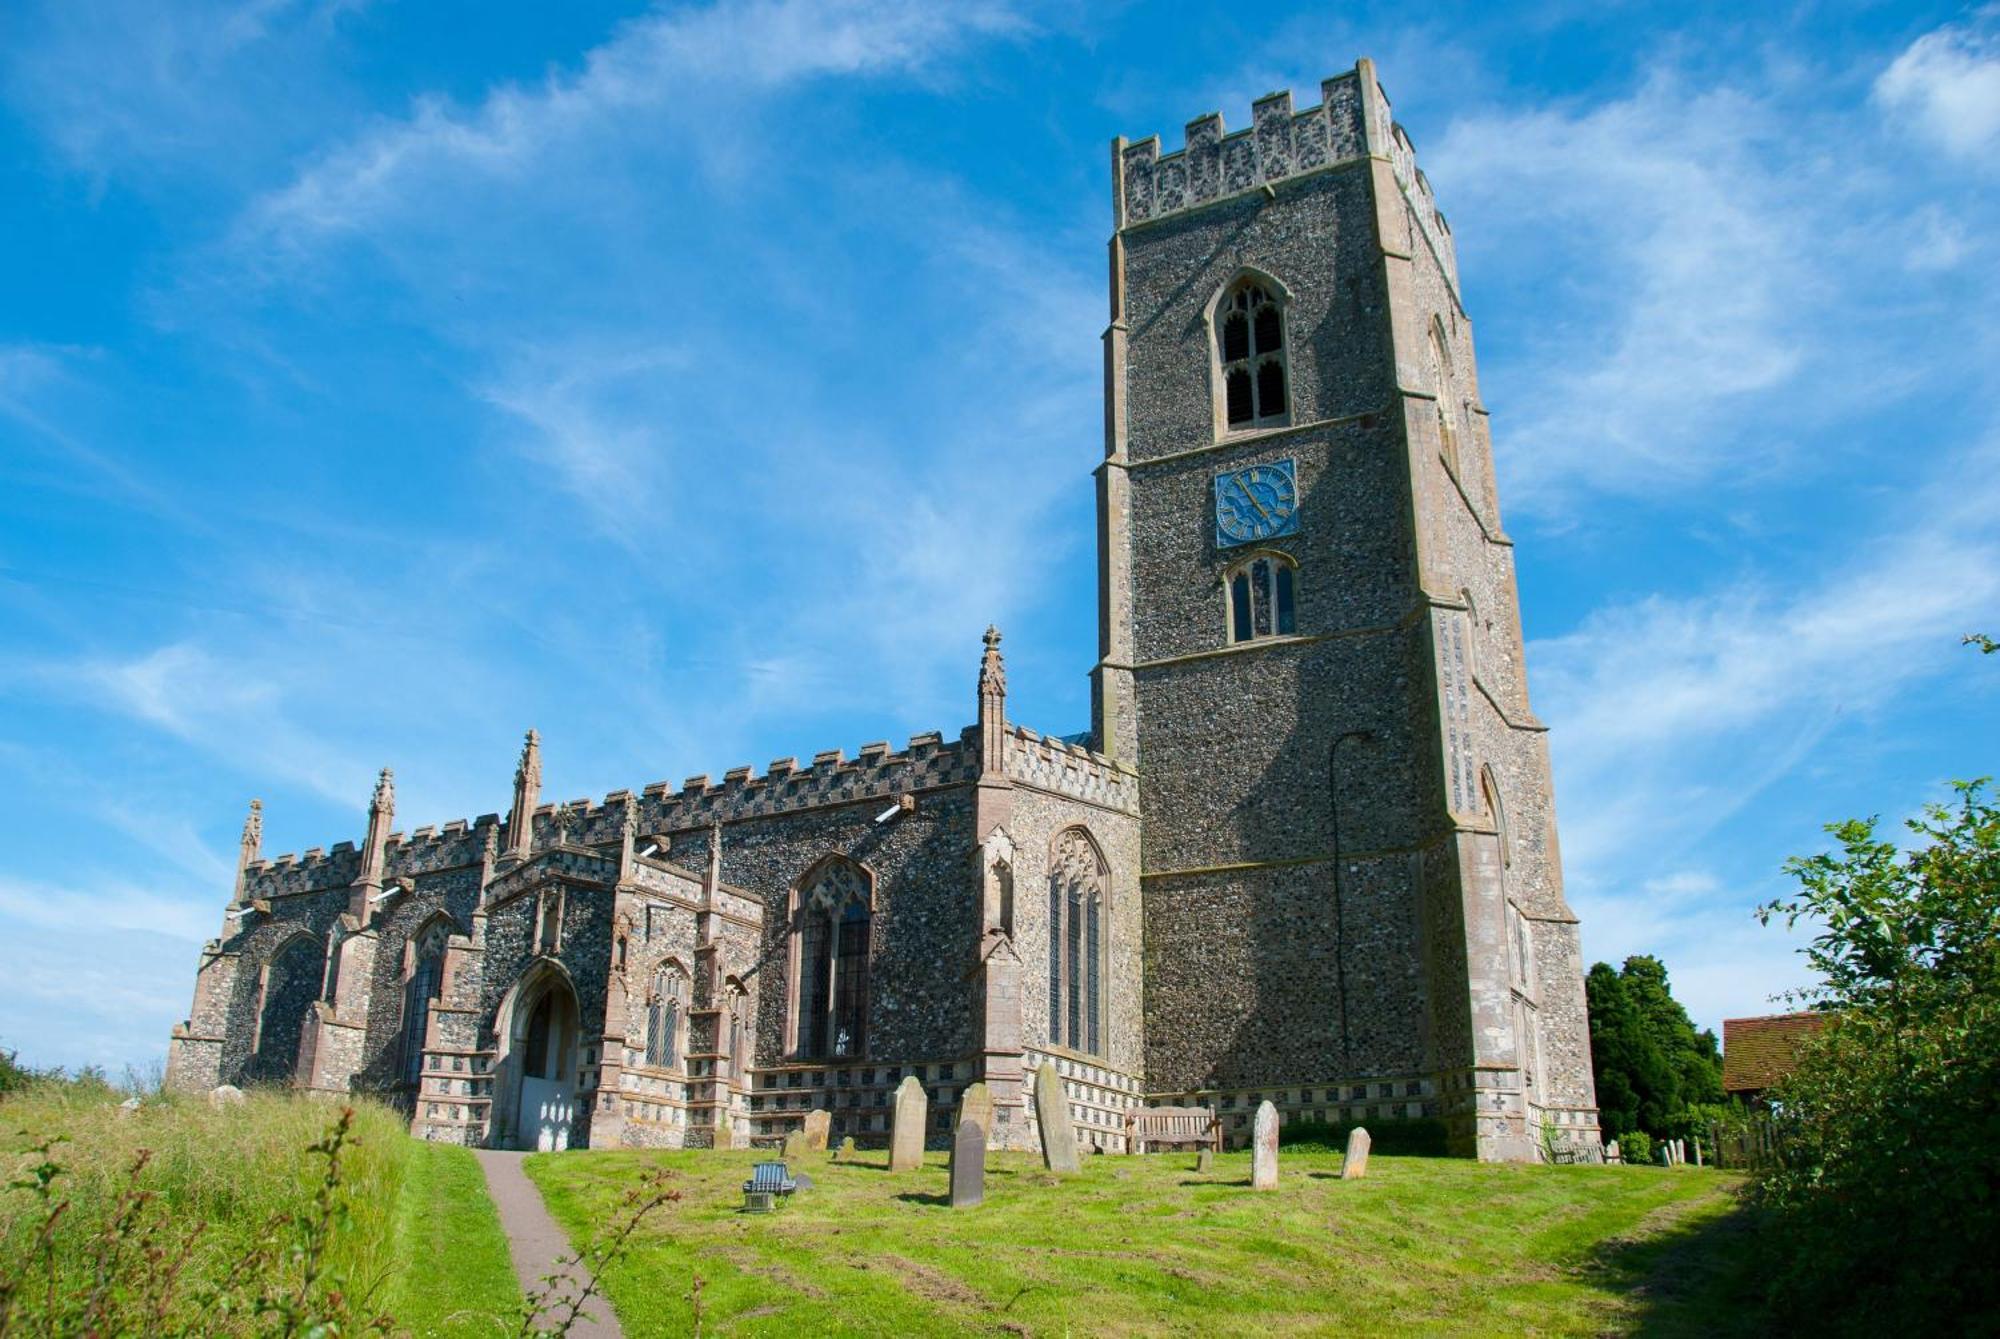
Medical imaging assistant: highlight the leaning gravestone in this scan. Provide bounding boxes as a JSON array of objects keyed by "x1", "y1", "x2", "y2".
[
  {"x1": 118, "y1": 1096, "x2": 142, "y2": 1118},
  {"x1": 1195, "y1": 1148, "x2": 1214, "y2": 1174},
  {"x1": 208, "y1": 1084, "x2": 245, "y2": 1109},
  {"x1": 949, "y1": 1118, "x2": 986, "y2": 1208},
  {"x1": 957, "y1": 1081, "x2": 994, "y2": 1145},
  {"x1": 890, "y1": 1075, "x2": 928, "y2": 1172},
  {"x1": 1251, "y1": 1100, "x2": 1279, "y2": 1190},
  {"x1": 1033, "y1": 1062, "x2": 1080, "y2": 1174},
  {"x1": 803, "y1": 1108, "x2": 831, "y2": 1152},
  {"x1": 782, "y1": 1130, "x2": 807, "y2": 1161},
  {"x1": 1341, "y1": 1126, "x2": 1371, "y2": 1180}
]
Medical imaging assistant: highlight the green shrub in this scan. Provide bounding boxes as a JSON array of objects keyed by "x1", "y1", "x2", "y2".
[
  {"x1": 1753, "y1": 778, "x2": 2000, "y2": 1328},
  {"x1": 1276, "y1": 1118, "x2": 1450, "y2": 1156},
  {"x1": 1616, "y1": 1130, "x2": 1654, "y2": 1166}
]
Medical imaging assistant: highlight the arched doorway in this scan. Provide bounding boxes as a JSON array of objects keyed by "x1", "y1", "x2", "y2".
[{"x1": 494, "y1": 959, "x2": 582, "y2": 1151}]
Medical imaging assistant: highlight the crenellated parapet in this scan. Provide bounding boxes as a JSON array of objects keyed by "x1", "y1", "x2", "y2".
[
  {"x1": 633, "y1": 728, "x2": 981, "y2": 834},
  {"x1": 1115, "y1": 60, "x2": 1457, "y2": 289},
  {"x1": 1003, "y1": 725, "x2": 1139, "y2": 814}
]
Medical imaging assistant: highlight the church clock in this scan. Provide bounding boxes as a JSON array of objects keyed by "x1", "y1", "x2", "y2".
[{"x1": 1213, "y1": 458, "x2": 1299, "y2": 548}]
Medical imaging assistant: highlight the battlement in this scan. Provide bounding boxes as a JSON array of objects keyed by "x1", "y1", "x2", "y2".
[
  {"x1": 1004, "y1": 724, "x2": 1139, "y2": 814},
  {"x1": 1115, "y1": 60, "x2": 1456, "y2": 285},
  {"x1": 236, "y1": 716, "x2": 1133, "y2": 906}
]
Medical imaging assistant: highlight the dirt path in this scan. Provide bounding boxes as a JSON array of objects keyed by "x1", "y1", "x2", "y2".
[{"x1": 473, "y1": 1149, "x2": 622, "y2": 1338}]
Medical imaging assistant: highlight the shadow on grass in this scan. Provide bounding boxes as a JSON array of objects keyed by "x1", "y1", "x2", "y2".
[
  {"x1": 893, "y1": 1191, "x2": 950, "y2": 1207},
  {"x1": 1580, "y1": 1182, "x2": 1770, "y2": 1337}
]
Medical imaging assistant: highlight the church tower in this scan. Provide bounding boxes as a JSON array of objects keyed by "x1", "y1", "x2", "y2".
[{"x1": 1095, "y1": 60, "x2": 1599, "y2": 1159}]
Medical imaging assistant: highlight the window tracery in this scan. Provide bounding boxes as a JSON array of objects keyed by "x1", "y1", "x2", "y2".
[
  {"x1": 792, "y1": 858, "x2": 871, "y2": 1060},
  {"x1": 1226, "y1": 551, "x2": 1298, "y2": 643},
  {"x1": 1218, "y1": 278, "x2": 1290, "y2": 432},
  {"x1": 400, "y1": 920, "x2": 450, "y2": 1087},
  {"x1": 645, "y1": 961, "x2": 689, "y2": 1069},
  {"x1": 1047, "y1": 829, "x2": 1107, "y2": 1056}
]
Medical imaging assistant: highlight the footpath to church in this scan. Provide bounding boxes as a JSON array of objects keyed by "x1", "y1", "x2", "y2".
[{"x1": 473, "y1": 1149, "x2": 622, "y2": 1338}]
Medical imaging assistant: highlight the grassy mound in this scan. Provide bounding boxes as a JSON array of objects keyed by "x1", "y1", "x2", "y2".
[
  {"x1": 528, "y1": 1146, "x2": 1756, "y2": 1336},
  {"x1": 0, "y1": 1084, "x2": 517, "y2": 1336}
]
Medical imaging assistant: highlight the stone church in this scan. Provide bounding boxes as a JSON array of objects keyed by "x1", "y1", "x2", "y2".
[{"x1": 166, "y1": 59, "x2": 1602, "y2": 1163}]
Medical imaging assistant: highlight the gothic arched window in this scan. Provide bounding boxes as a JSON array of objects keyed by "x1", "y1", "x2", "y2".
[
  {"x1": 791, "y1": 858, "x2": 872, "y2": 1060},
  {"x1": 1428, "y1": 318, "x2": 1461, "y2": 478},
  {"x1": 1218, "y1": 277, "x2": 1290, "y2": 432},
  {"x1": 250, "y1": 933, "x2": 322, "y2": 1084},
  {"x1": 1225, "y1": 551, "x2": 1298, "y2": 643},
  {"x1": 1047, "y1": 828, "x2": 1108, "y2": 1056},
  {"x1": 400, "y1": 920, "x2": 450, "y2": 1087},
  {"x1": 725, "y1": 979, "x2": 750, "y2": 1076},
  {"x1": 645, "y1": 962, "x2": 688, "y2": 1069}
]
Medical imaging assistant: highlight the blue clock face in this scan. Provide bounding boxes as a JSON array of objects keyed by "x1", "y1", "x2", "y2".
[{"x1": 1214, "y1": 458, "x2": 1300, "y2": 547}]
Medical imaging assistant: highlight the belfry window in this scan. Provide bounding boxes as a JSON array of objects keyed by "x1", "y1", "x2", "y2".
[
  {"x1": 645, "y1": 963, "x2": 688, "y2": 1069},
  {"x1": 400, "y1": 921, "x2": 449, "y2": 1088},
  {"x1": 1226, "y1": 553, "x2": 1298, "y2": 643},
  {"x1": 1047, "y1": 828, "x2": 1108, "y2": 1057},
  {"x1": 1219, "y1": 279, "x2": 1290, "y2": 431},
  {"x1": 793, "y1": 858, "x2": 871, "y2": 1060}
]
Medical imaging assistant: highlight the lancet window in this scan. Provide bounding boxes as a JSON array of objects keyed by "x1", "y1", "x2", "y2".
[
  {"x1": 1047, "y1": 828, "x2": 1108, "y2": 1056},
  {"x1": 792, "y1": 858, "x2": 872, "y2": 1060},
  {"x1": 645, "y1": 962, "x2": 689, "y2": 1069},
  {"x1": 400, "y1": 920, "x2": 450, "y2": 1087},
  {"x1": 1428, "y1": 318, "x2": 1461, "y2": 477},
  {"x1": 1218, "y1": 278, "x2": 1290, "y2": 431},
  {"x1": 1226, "y1": 552, "x2": 1298, "y2": 643}
]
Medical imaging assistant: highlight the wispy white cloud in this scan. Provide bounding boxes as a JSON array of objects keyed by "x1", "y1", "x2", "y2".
[
  {"x1": 241, "y1": 0, "x2": 1029, "y2": 254},
  {"x1": 1875, "y1": 9, "x2": 2000, "y2": 163},
  {"x1": 1538, "y1": 436, "x2": 2000, "y2": 1025}
]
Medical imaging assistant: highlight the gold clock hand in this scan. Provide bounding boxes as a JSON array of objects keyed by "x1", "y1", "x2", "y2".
[{"x1": 1241, "y1": 486, "x2": 1273, "y2": 523}]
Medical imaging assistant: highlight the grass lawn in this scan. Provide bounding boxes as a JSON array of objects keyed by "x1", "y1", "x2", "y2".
[
  {"x1": 387, "y1": 1140, "x2": 523, "y2": 1337},
  {"x1": 527, "y1": 1146, "x2": 1760, "y2": 1337}
]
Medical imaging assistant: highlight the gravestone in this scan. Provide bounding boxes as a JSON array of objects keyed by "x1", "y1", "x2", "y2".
[
  {"x1": 1195, "y1": 1148, "x2": 1214, "y2": 1174},
  {"x1": 782, "y1": 1130, "x2": 807, "y2": 1161},
  {"x1": 1693, "y1": 1138, "x2": 1703, "y2": 1168},
  {"x1": 803, "y1": 1108, "x2": 831, "y2": 1152},
  {"x1": 890, "y1": 1075, "x2": 928, "y2": 1172},
  {"x1": 1341, "y1": 1126, "x2": 1371, "y2": 1180},
  {"x1": 949, "y1": 1118, "x2": 986, "y2": 1208},
  {"x1": 208, "y1": 1084, "x2": 245, "y2": 1108},
  {"x1": 1606, "y1": 1140, "x2": 1621, "y2": 1165},
  {"x1": 839, "y1": 1136, "x2": 856, "y2": 1158},
  {"x1": 1033, "y1": 1061, "x2": 1080, "y2": 1174},
  {"x1": 1251, "y1": 1100, "x2": 1278, "y2": 1189},
  {"x1": 957, "y1": 1081, "x2": 994, "y2": 1145}
]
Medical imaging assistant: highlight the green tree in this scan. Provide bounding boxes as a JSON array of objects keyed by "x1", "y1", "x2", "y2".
[
  {"x1": 1753, "y1": 779, "x2": 2000, "y2": 1326},
  {"x1": 1585, "y1": 955, "x2": 1721, "y2": 1142}
]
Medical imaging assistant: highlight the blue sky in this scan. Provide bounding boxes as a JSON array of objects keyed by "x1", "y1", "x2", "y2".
[{"x1": 1, "y1": 0, "x2": 1995, "y2": 1075}]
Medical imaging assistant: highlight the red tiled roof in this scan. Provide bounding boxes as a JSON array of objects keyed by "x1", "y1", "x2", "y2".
[{"x1": 1722, "y1": 1012, "x2": 1829, "y2": 1093}]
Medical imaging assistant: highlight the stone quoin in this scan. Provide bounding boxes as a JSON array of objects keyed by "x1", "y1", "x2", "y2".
[{"x1": 164, "y1": 58, "x2": 1599, "y2": 1163}]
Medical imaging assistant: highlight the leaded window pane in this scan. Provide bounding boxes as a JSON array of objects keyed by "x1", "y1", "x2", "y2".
[
  {"x1": 1086, "y1": 897, "x2": 1101, "y2": 1057},
  {"x1": 1276, "y1": 564, "x2": 1296, "y2": 634},
  {"x1": 832, "y1": 902, "x2": 868, "y2": 1058},
  {"x1": 1231, "y1": 573, "x2": 1251, "y2": 642},
  {"x1": 799, "y1": 915, "x2": 830, "y2": 1058},
  {"x1": 1065, "y1": 883, "x2": 1083, "y2": 1048},
  {"x1": 1252, "y1": 559, "x2": 1273, "y2": 637},
  {"x1": 1048, "y1": 875, "x2": 1063, "y2": 1039}
]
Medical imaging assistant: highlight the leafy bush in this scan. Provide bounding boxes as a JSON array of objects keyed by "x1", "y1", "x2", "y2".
[
  {"x1": 1276, "y1": 1118, "x2": 1449, "y2": 1156},
  {"x1": 1753, "y1": 778, "x2": 2000, "y2": 1328},
  {"x1": 1615, "y1": 1130, "x2": 1653, "y2": 1166}
]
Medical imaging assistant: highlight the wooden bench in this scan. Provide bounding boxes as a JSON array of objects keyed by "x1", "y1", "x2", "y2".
[
  {"x1": 741, "y1": 1160, "x2": 798, "y2": 1212},
  {"x1": 1126, "y1": 1105, "x2": 1221, "y2": 1154}
]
